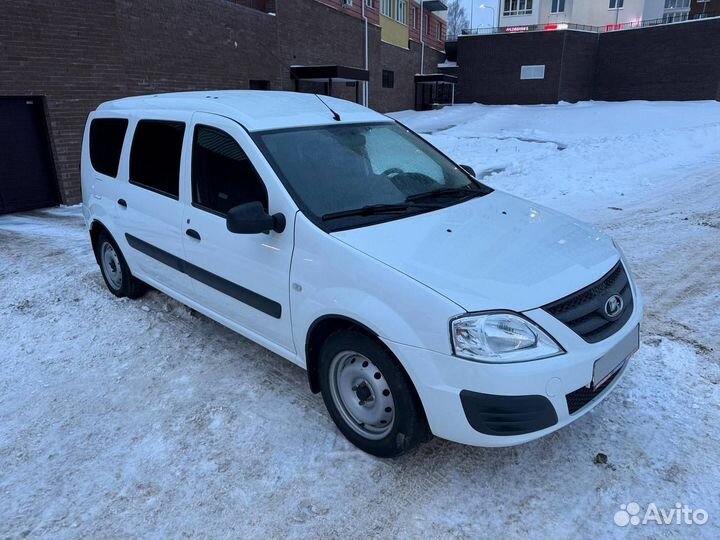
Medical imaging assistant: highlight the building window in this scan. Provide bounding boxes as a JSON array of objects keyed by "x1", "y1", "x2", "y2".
[
  {"x1": 551, "y1": 0, "x2": 565, "y2": 13},
  {"x1": 397, "y1": 0, "x2": 407, "y2": 23},
  {"x1": 503, "y1": 0, "x2": 533, "y2": 16},
  {"x1": 342, "y1": 0, "x2": 353, "y2": 6},
  {"x1": 662, "y1": 11, "x2": 689, "y2": 21},
  {"x1": 412, "y1": 6, "x2": 417, "y2": 27},
  {"x1": 382, "y1": 70, "x2": 394, "y2": 88},
  {"x1": 365, "y1": 0, "x2": 374, "y2": 7},
  {"x1": 436, "y1": 22, "x2": 442, "y2": 39},
  {"x1": 424, "y1": 13, "x2": 429, "y2": 33},
  {"x1": 664, "y1": 0, "x2": 690, "y2": 7},
  {"x1": 381, "y1": 0, "x2": 392, "y2": 17},
  {"x1": 129, "y1": 120, "x2": 185, "y2": 199},
  {"x1": 89, "y1": 119, "x2": 128, "y2": 178},
  {"x1": 609, "y1": 0, "x2": 624, "y2": 8}
]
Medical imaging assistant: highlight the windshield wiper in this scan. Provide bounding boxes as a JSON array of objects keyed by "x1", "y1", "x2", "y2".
[
  {"x1": 406, "y1": 186, "x2": 482, "y2": 203},
  {"x1": 321, "y1": 202, "x2": 441, "y2": 221}
]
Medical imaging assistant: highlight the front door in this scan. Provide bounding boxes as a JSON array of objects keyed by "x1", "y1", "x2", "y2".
[{"x1": 181, "y1": 113, "x2": 296, "y2": 354}]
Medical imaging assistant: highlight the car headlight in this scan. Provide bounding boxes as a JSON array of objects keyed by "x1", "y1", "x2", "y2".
[{"x1": 451, "y1": 312, "x2": 564, "y2": 363}]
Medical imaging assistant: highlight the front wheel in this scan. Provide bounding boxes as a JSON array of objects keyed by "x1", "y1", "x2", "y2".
[{"x1": 318, "y1": 330, "x2": 430, "y2": 457}]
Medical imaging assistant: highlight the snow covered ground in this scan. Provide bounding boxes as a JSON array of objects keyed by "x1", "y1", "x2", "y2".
[{"x1": 1, "y1": 100, "x2": 719, "y2": 539}]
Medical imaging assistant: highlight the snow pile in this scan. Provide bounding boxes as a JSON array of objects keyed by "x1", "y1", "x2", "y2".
[
  {"x1": 1, "y1": 100, "x2": 719, "y2": 539},
  {"x1": 393, "y1": 100, "x2": 720, "y2": 218}
]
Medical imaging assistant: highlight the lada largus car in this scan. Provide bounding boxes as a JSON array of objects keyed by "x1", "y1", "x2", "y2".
[{"x1": 81, "y1": 91, "x2": 642, "y2": 457}]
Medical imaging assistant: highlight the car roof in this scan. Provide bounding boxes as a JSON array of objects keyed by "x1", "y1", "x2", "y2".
[{"x1": 96, "y1": 91, "x2": 390, "y2": 132}]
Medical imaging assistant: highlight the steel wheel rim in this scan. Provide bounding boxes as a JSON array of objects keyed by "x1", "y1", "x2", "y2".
[
  {"x1": 329, "y1": 350, "x2": 395, "y2": 440},
  {"x1": 101, "y1": 242, "x2": 122, "y2": 290}
]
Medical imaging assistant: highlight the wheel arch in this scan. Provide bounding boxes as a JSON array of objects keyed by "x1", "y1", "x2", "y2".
[
  {"x1": 305, "y1": 314, "x2": 431, "y2": 444},
  {"x1": 304, "y1": 314, "x2": 425, "y2": 416},
  {"x1": 89, "y1": 219, "x2": 114, "y2": 265},
  {"x1": 305, "y1": 315, "x2": 379, "y2": 394}
]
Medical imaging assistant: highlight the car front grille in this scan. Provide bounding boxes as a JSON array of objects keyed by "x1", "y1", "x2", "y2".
[
  {"x1": 566, "y1": 365, "x2": 623, "y2": 414},
  {"x1": 543, "y1": 261, "x2": 633, "y2": 343}
]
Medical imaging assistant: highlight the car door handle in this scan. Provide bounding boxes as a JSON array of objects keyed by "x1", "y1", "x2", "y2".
[
  {"x1": 117, "y1": 199, "x2": 127, "y2": 208},
  {"x1": 185, "y1": 229, "x2": 201, "y2": 241}
]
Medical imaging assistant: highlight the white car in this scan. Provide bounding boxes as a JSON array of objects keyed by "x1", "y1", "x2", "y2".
[{"x1": 81, "y1": 91, "x2": 642, "y2": 457}]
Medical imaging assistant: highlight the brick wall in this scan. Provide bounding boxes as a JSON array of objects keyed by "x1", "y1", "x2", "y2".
[
  {"x1": 0, "y1": 0, "x2": 280, "y2": 203},
  {"x1": 2, "y1": 0, "x2": 121, "y2": 203},
  {"x1": 558, "y1": 31, "x2": 598, "y2": 103},
  {"x1": 313, "y1": 0, "x2": 381, "y2": 25},
  {"x1": 379, "y1": 41, "x2": 445, "y2": 112},
  {"x1": 455, "y1": 18, "x2": 720, "y2": 105},
  {"x1": 0, "y1": 0, "x2": 445, "y2": 205},
  {"x1": 409, "y1": 1, "x2": 447, "y2": 52},
  {"x1": 594, "y1": 18, "x2": 720, "y2": 101},
  {"x1": 456, "y1": 32, "x2": 568, "y2": 105},
  {"x1": 689, "y1": 0, "x2": 719, "y2": 18},
  {"x1": 276, "y1": 0, "x2": 377, "y2": 97}
]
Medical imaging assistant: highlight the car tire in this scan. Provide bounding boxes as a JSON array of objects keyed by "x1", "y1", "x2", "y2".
[
  {"x1": 318, "y1": 329, "x2": 430, "y2": 458},
  {"x1": 96, "y1": 232, "x2": 145, "y2": 299}
]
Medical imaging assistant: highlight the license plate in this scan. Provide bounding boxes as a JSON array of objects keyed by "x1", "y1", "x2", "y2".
[{"x1": 592, "y1": 324, "x2": 639, "y2": 389}]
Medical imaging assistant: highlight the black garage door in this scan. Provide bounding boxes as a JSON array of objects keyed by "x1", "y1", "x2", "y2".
[{"x1": 0, "y1": 97, "x2": 60, "y2": 214}]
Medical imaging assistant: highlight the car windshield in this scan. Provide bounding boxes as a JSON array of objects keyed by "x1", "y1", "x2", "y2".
[{"x1": 255, "y1": 122, "x2": 491, "y2": 230}]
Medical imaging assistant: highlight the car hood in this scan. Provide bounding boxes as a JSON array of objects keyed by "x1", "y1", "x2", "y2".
[{"x1": 332, "y1": 190, "x2": 619, "y2": 312}]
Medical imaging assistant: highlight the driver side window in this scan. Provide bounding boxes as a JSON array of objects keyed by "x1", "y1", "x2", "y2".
[
  {"x1": 191, "y1": 125, "x2": 268, "y2": 215},
  {"x1": 365, "y1": 126, "x2": 443, "y2": 182}
]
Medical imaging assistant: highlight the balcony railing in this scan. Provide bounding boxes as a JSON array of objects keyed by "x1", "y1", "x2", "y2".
[
  {"x1": 460, "y1": 14, "x2": 718, "y2": 36},
  {"x1": 461, "y1": 22, "x2": 599, "y2": 35}
]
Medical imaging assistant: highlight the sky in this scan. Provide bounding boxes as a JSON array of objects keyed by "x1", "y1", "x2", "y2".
[{"x1": 458, "y1": 0, "x2": 501, "y2": 28}]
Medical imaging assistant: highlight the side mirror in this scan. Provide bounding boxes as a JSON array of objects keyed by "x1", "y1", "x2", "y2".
[
  {"x1": 226, "y1": 202, "x2": 286, "y2": 234},
  {"x1": 460, "y1": 164, "x2": 476, "y2": 178}
]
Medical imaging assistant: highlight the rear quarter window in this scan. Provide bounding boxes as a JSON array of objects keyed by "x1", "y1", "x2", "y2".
[{"x1": 89, "y1": 118, "x2": 128, "y2": 178}]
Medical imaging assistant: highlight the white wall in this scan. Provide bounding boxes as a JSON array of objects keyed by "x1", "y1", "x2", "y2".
[
  {"x1": 643, "y1": 0, "x2": 666, "y2": 20},
  {"x1": 521, "y1": 0, "x2": 665, "y2": 28},
  {"x1": 564, "y1": 0, "x2": 647, "y2": 27}
]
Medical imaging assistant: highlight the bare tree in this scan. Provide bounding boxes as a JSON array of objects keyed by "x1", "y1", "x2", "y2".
[{"x1": 447, "y1": 0, "x2": 470, "y2": 39}]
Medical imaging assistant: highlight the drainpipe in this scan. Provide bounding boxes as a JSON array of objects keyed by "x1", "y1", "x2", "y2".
[
  {"x1": 420, "y1": 0, "x2": 425, "y2": 74},
  {"x1": 362, "y1": 0, "x2": 369, "y2": 106}
]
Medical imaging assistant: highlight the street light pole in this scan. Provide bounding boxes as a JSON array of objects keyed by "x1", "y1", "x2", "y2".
[
  {"x1": 479, "y1": 3, "x2": 496, "y2": 28},
  {"x1": 420, "y1": 0, "x2": 425, "y2": 75}
]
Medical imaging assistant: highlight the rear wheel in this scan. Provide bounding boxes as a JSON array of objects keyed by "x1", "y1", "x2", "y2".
[
  {"x1": 319, "y1": 330, "x2": 430, "y2": 457},
  {"x1": 96, "y1": 232, "x2": 145, "y2": 299}
]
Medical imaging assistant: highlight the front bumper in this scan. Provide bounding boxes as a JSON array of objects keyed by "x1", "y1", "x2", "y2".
[{"x1": 382, "y1": 287, "x2": 643, "y2": 447}]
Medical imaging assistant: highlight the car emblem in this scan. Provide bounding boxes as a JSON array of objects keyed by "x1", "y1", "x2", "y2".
[{"x1": 604, "y1": 294, "x2": 624, "y2": 319}]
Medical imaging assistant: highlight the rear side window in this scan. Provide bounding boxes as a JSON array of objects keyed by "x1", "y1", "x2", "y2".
[
  {"x1": 191, "y1": 125, "x2": 268, "y2": 215},
  {"x1": 129, "y1": 120, "x2": 185, "y2": 198},
  {"x1": 89, "y1": 118, "x2": 128, "y2": 177}
]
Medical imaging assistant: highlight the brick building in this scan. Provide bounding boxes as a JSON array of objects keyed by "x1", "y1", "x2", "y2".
[
  {"x1": 690, "y1": 0, "x2": 720, "y2": 17},
  {"x1": 0, "y1": 0, "x2": 447, "y2": 211}
]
